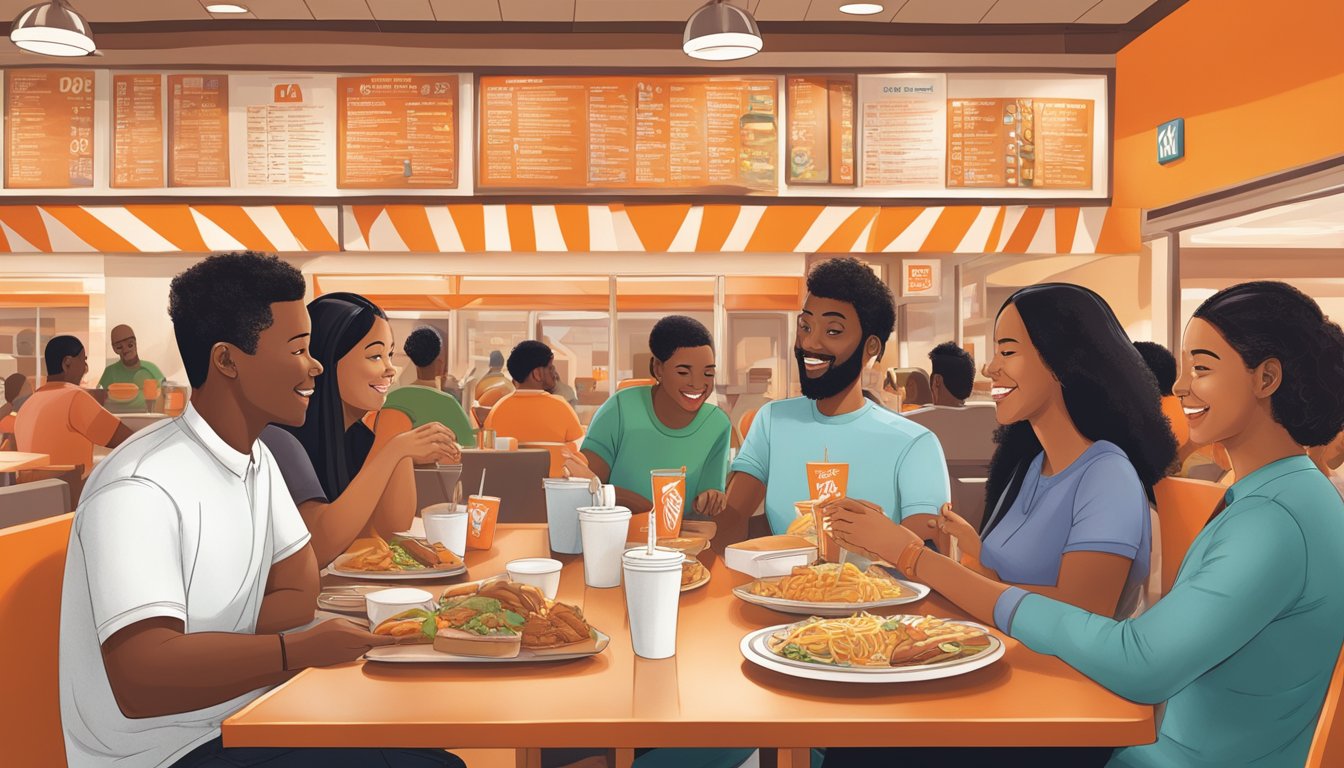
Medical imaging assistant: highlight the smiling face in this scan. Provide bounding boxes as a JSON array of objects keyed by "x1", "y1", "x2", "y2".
[
  {"x1": 984, "y1": 302, "x2": 1062, "y2": 425},
  {"x1": 231, "y1": 300, "x2": 323, "y2": 427},
  {"x1": 795, "y1": 294, "x2": 875, "y2": 401},
  {"x1": 653, "y1": 344, "x2": 715, "y2": 413},
  {"x1": 1173, "y1": 317, "x2": 1271, "y2": 447},
  {"x1": 336, "y1": 316, "x2": 396, "y2": 414},
  {"x1": 110, "y1": 325, "x2": 138, "y2": 366}
]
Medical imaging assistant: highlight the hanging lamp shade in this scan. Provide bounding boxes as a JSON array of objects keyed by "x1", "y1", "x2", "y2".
[
  {"x1": 683, "y1": 0, "x2": 762, "y2": 61},
  {"x1": 10, "y1": 0, "x2": 95, "y2": 57}
]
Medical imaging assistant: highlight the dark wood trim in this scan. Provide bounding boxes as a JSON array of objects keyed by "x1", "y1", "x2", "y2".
[
  {"x1": 1144, "y1": 155, "x2": 1344, "y2": 223},
  {"x1": 3, "y1": 194, "x2": 1112, "y2": 207}
]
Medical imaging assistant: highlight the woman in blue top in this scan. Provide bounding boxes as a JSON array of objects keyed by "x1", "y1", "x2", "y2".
[{"x1": 830, "y1": 281, "x2": 1344, "y2": 767}]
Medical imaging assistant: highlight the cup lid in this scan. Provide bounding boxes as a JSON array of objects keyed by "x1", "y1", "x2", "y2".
[
  {"x1": 622, "y1": 546, "x2": 685, "y2": 568},
  {"x1": 507, "y1": 557, "x2": 563, "y2": 574},
  {"x1": 543, "y1": 478, "x2": 592, "y2": 488}
]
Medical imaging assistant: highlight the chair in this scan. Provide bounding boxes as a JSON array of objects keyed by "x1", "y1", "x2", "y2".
[
  {"x1": 1307, "y1": 640, "x2": 1344, "y2": 767},
  {"x1": 458, "y1": 449, "x2": 549, "y2": 524},
  {"x1": 738, "y1": 406, "x2": 759, "y2": 440},
  {"x1": 1152, "y1": 477, "x2": 1226, "y2": 595},
  {"x1": 903, "y1": 404, "x2": 999, "y2": 532},
  {"x1": 616, "y1": 378, "x2": 655, "y2": 391},
  {"x1": 0, "y1": 478, "x2": 71, "y2": 528},
  {"x1": 0, "y1": 513, "x2": 73, "y2": 766}
]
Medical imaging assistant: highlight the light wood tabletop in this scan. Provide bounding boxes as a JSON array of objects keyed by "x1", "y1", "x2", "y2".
[
  {"x1": 0, "y1": 451, "x2": 50, "y2": 474},
  {"x1": 225, "y1": 524, "x2": 1155, "y2": 756}
]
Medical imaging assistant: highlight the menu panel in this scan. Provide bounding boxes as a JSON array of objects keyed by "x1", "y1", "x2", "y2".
[
  {"x1": 858, "y1": 75, "x2": 945, "y2": 188},
  {"x1": 338, "y1": 74, "x2": 457, "y2": 189},
  {"x1": 786, "y1": 76, "x2": 855, "y2": 186},
  {"x1": 479, "y1": 76, "x2": 776, "y2": 191},
  {"x1": 168, "y1": 74, "x2": 230, "y2": 187},
  {"x1": 112, "y1": 75, "x2": 165, "y2": 189},
  {"x1": 947, "y1": 97, "x2": 1094, "y2": 189},
  {"x1": 237, "y1": 74, "x2": 334, "y2": 188},
  {"x1": 4, "y1": 70, "x2": 95, "y2": 188}
]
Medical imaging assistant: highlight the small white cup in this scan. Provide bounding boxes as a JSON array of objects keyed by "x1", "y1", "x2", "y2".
[
  {"x1": 365, "y1": 587, "x2": 435, "y2": 629},
  {"x1": 578, "y1": 505, "x2": 633, "y2": 588},
  {"x1": 422, "y1": 503, "x2": 469, "y2": 557},
  {"x1": 622, "y1": 547, "x2": 685, "y2": 659},
  {"x1": 506, "y1": 557, "x2": 564, "y2": 600}
]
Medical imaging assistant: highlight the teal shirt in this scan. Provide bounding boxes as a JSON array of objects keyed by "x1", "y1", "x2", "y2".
[
  {"x1": 731, "y1": 397, "x2": 950, "y2": 533},
  {"x1": 998, "y1": 455, "x2": 1344, "y2": 768},
  {"x1": 581, "y1": 386, "x2": 730, "y2": 516},
  {"x1": 381, "y1": 385, "x2": 477, "y2": 448},
  {"x1": 97, "y1": 360, "x2": 163, "y2": 412}
]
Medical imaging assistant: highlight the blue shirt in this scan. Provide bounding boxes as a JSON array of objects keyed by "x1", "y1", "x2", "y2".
[
  {"x1": 995, "y1": 455, "x2": 1344, "y2": 768},
  {"x1": 982, "y1": 440, "x2": 1150, "y2": 619},
  {"x1": 730, "y1": 397, "x2": 949, "y2": 533}
]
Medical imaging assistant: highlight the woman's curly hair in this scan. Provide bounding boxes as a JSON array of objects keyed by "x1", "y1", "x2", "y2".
[
  {"x1": 982, "y1": 284, "x2": 1178, "y2": 529},
  {"x1": 1194, "y1": 281, "x2": 1344, "y2": 447}
]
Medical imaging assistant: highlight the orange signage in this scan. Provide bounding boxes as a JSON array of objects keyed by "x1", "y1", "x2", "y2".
[
  {"x1": 906, "y1": 265, "x2": 934, "y2": 292},
  {"x1": 337, "y1": 75, "x2": 458, "y2": 189},
  {"x1": 4, "y1": 69, "x2": 95, "y2": 189},
  {"x1": 948, "y1": 97, "x2": 1093, "y2": 189},
  {"x1": 168, "y1": 74, "x2": 230, "y2": 187},
  {"x1": 479, "y1": 76, "x2": 777, "y2": 191},
  {"x1": 786, "y1": 76, "x2": 854, "y2": 185},
  {"x1": 273, "y1": 83, "x2": 304, "y2": 103},
  {"x1": 112, "y1": 74, "x2": 165, "y2": 189}
]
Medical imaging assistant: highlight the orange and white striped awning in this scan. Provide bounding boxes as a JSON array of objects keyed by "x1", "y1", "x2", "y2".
[
  {"x1": 344, "y1": 204, "x2": 1141, "y2": 255},
  {"x1": 0, "y1": 204, "x2": 339, "y2": 254}
]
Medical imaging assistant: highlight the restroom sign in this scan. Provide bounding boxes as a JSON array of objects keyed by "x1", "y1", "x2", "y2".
[
  {"x1": 1158, "y1": 118, "x2": 1184, "y2": 164},
  {"x1": 901, "y1": 259, "x2": 941, "y2": 298}
]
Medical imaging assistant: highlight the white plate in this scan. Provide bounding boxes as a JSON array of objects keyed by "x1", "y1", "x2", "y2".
[
  {"x1": 732, "y1": 578, "x2": 931, "y2": 617},
  {"x1": 328, "y1": 552, "x2": 467, "y2": 581},
  {"x1": 365, "y1": 629, "x2": 610, "y2": 663},
  {"x1": 740, "y1": 619, "x2": 1004, "y2": 683},
  {"x1": 681, "y1": 570, "x2": 710, "y2": 593}
]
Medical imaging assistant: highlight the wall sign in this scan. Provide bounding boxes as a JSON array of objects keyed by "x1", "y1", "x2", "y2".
[
  {"x1": 901, "y1": 259, "x2": 942, "y2": 298},
  {"x1": 1158, "y1": 118, "x2": 1184, "y2": 165}
]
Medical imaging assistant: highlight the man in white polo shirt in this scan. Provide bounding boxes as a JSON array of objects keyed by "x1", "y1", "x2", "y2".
[{"x1": 59, "y1": 252, "x2": 465, "y2": 768}]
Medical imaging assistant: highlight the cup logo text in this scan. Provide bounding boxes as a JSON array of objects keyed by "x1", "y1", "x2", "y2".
[{"x1": 659, "y1": 481, "x2": 683, "y2": 533}]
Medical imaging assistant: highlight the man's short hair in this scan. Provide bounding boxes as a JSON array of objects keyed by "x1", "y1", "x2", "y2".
[
  {"x1": 489, "y1": 350, "x2": 505, "y2": 369},
  {"x1": 44, "y1": 336, "x2": 84, "y2": 376},
  {"x1": 506, "y1": 340, "x2": 554, "y2": 383},
  {"x1": 649, "y1": 315, "x2": 714, "y2": 362},
  {"x1": 403, "y1": 327, "x2": 444, "y2": 369},
  {"x1": 806, "y1": 258, "x2": 896, "y2": 355},
  {"x1": 168, "y1": 252, "x2": 307, "y2": 389},
  {"x1": 1133, "y1": 341, "x2": 1177, "y2": 396},
  {"x1": 4, "y1": 372, "x2": 27, "y2": 402},
  {"x1": 929, "y1": 341, "x2": 975, "y2": 401}
]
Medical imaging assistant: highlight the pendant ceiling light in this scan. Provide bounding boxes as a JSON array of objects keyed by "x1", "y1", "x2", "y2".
[
  {"x1": 684, "y1": 0, "x2": 762, "y2": 61},
  {"x1": 10, "y1": 0, "x2": 95, "y2": 57}
]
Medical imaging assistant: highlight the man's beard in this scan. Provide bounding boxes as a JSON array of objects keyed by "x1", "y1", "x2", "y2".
[{"x1": 795, "y1": 344, "x2": 865, "y2": 401}]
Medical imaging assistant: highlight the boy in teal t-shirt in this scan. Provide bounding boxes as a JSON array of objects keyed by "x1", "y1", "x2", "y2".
[{"x1": 582, "y1": 385, "x2": 730, "y2": 517}]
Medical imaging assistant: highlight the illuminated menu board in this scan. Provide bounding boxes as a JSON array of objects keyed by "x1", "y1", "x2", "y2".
[
  {"x1": 786, "y1": 76, "x2": 854, "y2": 185},
  {"x1": 479, "y1": 76, "x2": 777, "y2": 191},
  {"x1": 859, "y1": 74, "x2": 946, "y2": 188},
  {"x1": 4, "y1": 69, "x2": 95, "y2": 188},
  {"x1": 168, "y1": 74, "x2": 230, "y2": 187},
  {"x1": 112, "y1": 74, "x2": 165, "y2": 189},
  {"x1": 947, "y1": 97, "x2": 1093, "y2": 189},
  {"x1": 237, "y1": 74, "x2": 334, "y2": 188},
  {"x1": 338, "y1": 74, "x2": 458, "y2": 189}
]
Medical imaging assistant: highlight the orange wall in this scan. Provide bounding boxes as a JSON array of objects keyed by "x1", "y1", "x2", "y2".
[{"x1": 1114, "y1": 0, "x2": 1344, "y2": 209}]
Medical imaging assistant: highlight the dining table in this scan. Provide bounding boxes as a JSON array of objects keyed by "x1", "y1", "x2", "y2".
[
  {"x1": 0, "y1": 450, "x2": 49, "y2": 486},
  {"x1": 224, "y1": 523, "x2": 1156, "y2": 768}
]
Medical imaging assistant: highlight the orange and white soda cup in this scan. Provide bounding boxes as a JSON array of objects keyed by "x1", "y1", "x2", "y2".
[
  {"x1": 465, "y1": 494, "x2": 501, "y2": 550},
  {"x1": 649, "y1": 468, "x2": 687, "y2": 539},
  {"x1": 796, "y1": 499, "x2": 840, "y2": 562},
  {"x1": 806, "y1": 462, "x2": 849, "y2": 503}
]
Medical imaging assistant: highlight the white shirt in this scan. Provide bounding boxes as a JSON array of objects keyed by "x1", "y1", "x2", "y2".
[{"x1": 59, "y1": 405, "x2": 311, "y2": 768}]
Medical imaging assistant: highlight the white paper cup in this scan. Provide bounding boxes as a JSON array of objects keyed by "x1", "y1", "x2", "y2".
[
  {"x1": 421, "y1": 503, "x2": 468, "y2": 557},
  {"x1": 506, "y1": 557, "x2": 563, "y2": 600},
  {"x1": 365, "y1": 587, "x2": 435, "y2": 629},
  {"x1": 601, "y1": 484, "x2": 617, "y2": 507},
  {"x1": 543, "y1": 477, "x2": 599, "y2": 554},
  {"x1": 622, "y1": 547, "x2": 685, "y2": 659},
  {"x1": 578, "y1": 506, "x2": 633, "y2": 588}
]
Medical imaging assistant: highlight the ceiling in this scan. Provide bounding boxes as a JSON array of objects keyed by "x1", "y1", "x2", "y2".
[
  {"x1": 1182, "y1": 191, "x2": 1344, "y2": 249},
  {"x1": 0, "y1": 0, "x2": 1166, "y2": 25}
]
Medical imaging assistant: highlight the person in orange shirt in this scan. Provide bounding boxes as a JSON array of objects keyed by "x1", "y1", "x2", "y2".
[
  {"x1": 485, "y1": 340, "x2": 583, "y2": 477},
  {"x1": 15, "y1": 335, "x2": 132, "y2": 484}
]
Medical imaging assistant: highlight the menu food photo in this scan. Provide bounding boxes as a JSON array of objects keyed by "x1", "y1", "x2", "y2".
[
  {"x1": 786, "y1": 76, "x2": 854, "y2": 185},
  {"x1": 4, "y1": 69, "x2": 95, "y2": 188},
  {"x1": 479, "y1": 75, "x2": 777, "y2": 192},
  {"x1": 948, "y1": 96, "x2": 1094, "y2": 189}
]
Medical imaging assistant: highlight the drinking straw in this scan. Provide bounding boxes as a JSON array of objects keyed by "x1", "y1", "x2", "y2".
[
  {"x1": 478, "y1": 468, "x2": 487, "y2": 498},
  {"x1": 824, "y1": 446, "x2": 829, "y2": 462},
  {"x1": 647, "y1": 496, "x2": 656, "y2": 557}
]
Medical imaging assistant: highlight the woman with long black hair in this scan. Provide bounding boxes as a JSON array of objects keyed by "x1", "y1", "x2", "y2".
[
  {"x1": 260, "y1": 292, "x2": 459, "y2": 567},
  {"x1": 828, "y1": 281, "x2": 1344, "y2": 767},
  {"x1": 832, "y1": 283, "x2": 1176, "y2": 620}
]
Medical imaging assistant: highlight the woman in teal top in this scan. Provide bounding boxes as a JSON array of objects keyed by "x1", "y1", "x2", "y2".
[
  {"x1": 829, "y1": 281, "x2": 1344, "y2": 768},
  {"x1": 579, "y1": 315, "x2": 730, "y2": 521}
]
